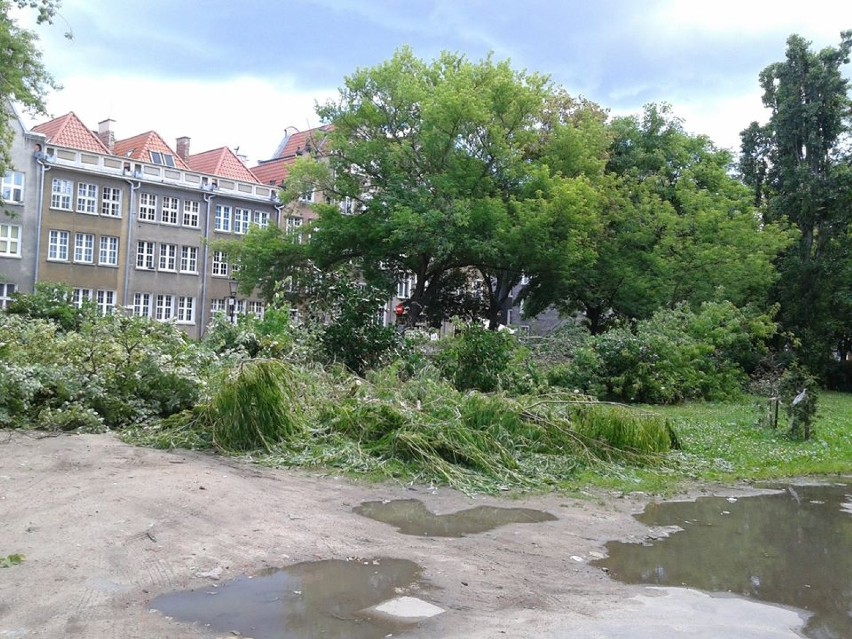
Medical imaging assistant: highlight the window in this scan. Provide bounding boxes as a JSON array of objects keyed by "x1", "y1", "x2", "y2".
[
  {"x1": 210, "y1": 298, "x2": 225, "y2": 314},
  {"x1": 158, "y1": 243, "x2": 177, "y2": 271},
  {"x1": 149, "y1": 151, "x2": 176, "y2": 168},
  {"x1": 234, "y1": 208, "x2": 251, "y2": 234},
  {"x1": 51, "y1": 178, "x2": 73, "y2": 210},
  {"x1": 211, "y1": 251, "x2": 229, "y2": 276},
  {"x1": 180, "y1": 245, "x2": 198, "y2": 273},
  {"x1": 286, "y1": 216, "x2": 304, "y2": 244},
  {"x1": 183, "y1": 200, "x2": 199, "y2": 227},
  {"x1": 253, "y1": 210, "x2": 269, "y2": 229},
  {"x1": 298, "y1": 189, "x2": 314, "y2": 203},
  {"x1": 155, "y1": 294, "x2": 175, "y2": 321},
  {"x1": 246, "y1": 300, "x2": 265, "y2": 319},
  {"x1": 2, "y1": 171, "x2": 24, "y2": 203},
  {"x1": 99, "y1": 236, "x2": 119, "y2": 266},
  {"x1": 0, "y1": 224, "x2": 21, "y2": 257},
  {"x1": 76, "y1": 183, "x2": 98, "y2": 214},
  {"x1": 74, "y1": 233, "x2": 95, "y2": 263},
  {"x1": 47, "y1": 230, "x2": 69, "y2": 261},
  {"x1": 161, "y1": 196, "x2": 179, "y2": 225},
  {"x1": 138, "y1": 192, "x2": 157, "y2": 221},
  {"x1": 96, "y1": 290, "x2": 116, "y2": 316},
  {"x1": 72, "y1": 288, "x2": 93, "y2": 308},
  {"x1": 101, "y1": 187, "x2": 122, "y2": 217},
  {"x1": 340, "y1": 197, "x2": 356, "y2": 215},
  {"x1": 214, "y1": 205, "x2": 231, "y2": 232},
  {"x1": 397, "y1": 274, "x2": 415, "y2": 299},
  {"x1": 136, "y1": 241, "x2": 155, "y2": 269},
  {"x1": 176, "y1": 296, "x2": 195, "y2": 324},
  {"x1": 133, "y1": 292, "x2": 152, "y2": 317},
  {"x1": 0, "y1": 283, "x2": 16, "y2": 308}
]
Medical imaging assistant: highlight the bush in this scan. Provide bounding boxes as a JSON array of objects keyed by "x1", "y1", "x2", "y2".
[{"x1": 435, "y1": 323, "x2": 517, "y2": 392}]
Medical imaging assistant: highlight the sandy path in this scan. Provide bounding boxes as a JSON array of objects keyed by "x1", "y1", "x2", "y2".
[{"x1": 0, "y1": 432, "x2": 806, "y2": 638}]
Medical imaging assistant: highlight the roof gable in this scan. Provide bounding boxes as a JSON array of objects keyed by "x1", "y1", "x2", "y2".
[
  {"x1": 187, "y1": 147, "x2": 260, "y2": 183},
  {"x1": 113, "y1": 131, "x2": 189, "y2": 170},
  {"x1": 273, "y1": 125, "x2": 332, "y2": 160},
  {"x1": 32, "y1": 112, "x2": 111, "y2": 154}
]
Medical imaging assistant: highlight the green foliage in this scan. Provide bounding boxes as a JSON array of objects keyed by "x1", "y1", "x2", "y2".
[
  {"x1": 0, "y1": 553, "x2": 24, "y2": 568},
  {"x1": 546, "y1": 302, "x2": 777, "y2": 404},
  {"x1": 741, "y1": 32, "x2": 852, "y2": 384},
  {"x1": 205, "y1": 360, "x2": 305, "y2": 452},
  {"x1": 0, "y1": 0, "x2": 61, "y2": 174},
  {"x1": 0, "y1": 312, "x2": 209, "y2": 429},
  {"x1": 569, "y1": 404, "x2": 678, "y2": 459},
  {"x1": 5, "y1": 282, "x2": 93, "y2": 331},
  {"x1": 435, "y1": 323, "x2": 517, "y2": 392}
]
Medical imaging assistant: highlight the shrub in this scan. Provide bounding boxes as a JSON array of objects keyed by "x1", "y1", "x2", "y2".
[{"x1": 435, "y1": 323, "x2": 517, "y2": 392}]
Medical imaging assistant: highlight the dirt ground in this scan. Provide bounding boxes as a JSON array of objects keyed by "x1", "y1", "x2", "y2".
[{"x1": 0, "y1": 432, "x2": 807, "y2": 638}]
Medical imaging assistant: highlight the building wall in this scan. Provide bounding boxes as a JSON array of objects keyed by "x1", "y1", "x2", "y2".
[{"x1": 0, "y1": 104, "x2": 45, "y2": 306}]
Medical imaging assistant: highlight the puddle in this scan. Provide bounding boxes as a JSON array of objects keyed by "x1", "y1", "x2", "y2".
[
  {"x1": 594, "y1": 483, "x2": 852, "y2": 639},
  {"x1": 354, "y1": 498, "x2": 557, "y2": 536},
  {"x1": 151, "y1": 557, "x2": 435, "y2": 639}
]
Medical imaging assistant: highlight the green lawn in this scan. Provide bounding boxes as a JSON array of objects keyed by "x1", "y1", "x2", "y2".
[{"x1": 571, "y1": 392, "x2": 852, "y2": 495}]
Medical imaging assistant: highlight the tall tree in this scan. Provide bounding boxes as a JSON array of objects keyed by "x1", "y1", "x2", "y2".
[
  {"x1": 0, "y1": 0, "x2": 60, "y2": 174},
  {"x1": 740, "y1": 32, "x2": 852, "y2": 383}
]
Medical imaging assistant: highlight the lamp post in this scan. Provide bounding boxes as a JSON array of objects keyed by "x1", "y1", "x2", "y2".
[{"x1": 228, "y1": 279, "x2": 238, "y2": 324}]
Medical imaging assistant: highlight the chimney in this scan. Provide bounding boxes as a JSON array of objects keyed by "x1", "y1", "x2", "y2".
[
  {"x1": 97, "y1": 119, "x2": 115, "y2": 153},
  {"x1": 176, "y1": 136, "x2": 190, "y2": 161}
]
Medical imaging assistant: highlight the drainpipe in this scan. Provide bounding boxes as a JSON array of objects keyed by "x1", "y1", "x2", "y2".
[
  {"x1": 199, "y1": 192, "x2": 216, "y2": 337},
  {"x1": 121, "y1": 178, "x2": 141, "y2": 309},
  {"x1": 32, "y1": 155, "x2": 51, "y2": 288}
]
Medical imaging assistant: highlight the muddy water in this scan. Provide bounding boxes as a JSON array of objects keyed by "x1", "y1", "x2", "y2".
[
  {"x1": 151, "y1": 557, "x2": 426, "y2": 639},
  {"x1": 595, "y1": 483, "x2": 852, "y2": 639},
  {"x1": 354, "y1": 498, "x2": 557, "y2": 536}
]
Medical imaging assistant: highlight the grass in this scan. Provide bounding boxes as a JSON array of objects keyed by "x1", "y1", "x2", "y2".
[{"x1": 569, "y1": 392, "x2": 852, "y2": 495}]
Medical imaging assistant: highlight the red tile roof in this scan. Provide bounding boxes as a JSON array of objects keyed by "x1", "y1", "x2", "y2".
[
  {"x1": 250, "y1": 156, "x2": 293, "y2": 186},
  {"x1": 187, "y1": 147, "x2": 260, "y2": 183},
  {"x1": 273, "y1": 125, "x2": 332, "y2": 160},
  {"x1": 32, "y1": 112, "x2": 111, "y2": 154},
  {"x1": 113, "y1": 131, "x2": 189, "y2": 170}
]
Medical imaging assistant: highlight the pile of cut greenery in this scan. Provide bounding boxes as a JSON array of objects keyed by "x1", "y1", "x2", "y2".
[{"x1": 128, "y1": 360, "x2": 677, "y2": 495}]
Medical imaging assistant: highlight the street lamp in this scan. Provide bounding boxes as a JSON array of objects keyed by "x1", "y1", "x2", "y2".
[{"x1": 228, "y1": 279, "x2": 238, "y2": 324}]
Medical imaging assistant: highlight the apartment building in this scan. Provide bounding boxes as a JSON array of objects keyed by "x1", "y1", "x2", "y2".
[
  {"x1": 12, "y1": 111, "x2": 281, "y2": 338},
  {"x1": 0, "y1": 102, "x2": 46, "y2": 307}
]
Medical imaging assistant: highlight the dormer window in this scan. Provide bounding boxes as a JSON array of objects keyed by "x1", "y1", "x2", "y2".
[{"x1": 149, "y1": 151, "x2": 176, "y2": 168}]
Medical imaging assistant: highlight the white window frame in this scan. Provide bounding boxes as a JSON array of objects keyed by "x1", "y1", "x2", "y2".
[
  {"x1": 0, "y1": 223, "x2": 22, "y2": 257},
  {"x1": 138, "y1": 192, "x2": 157, "y2": 222},
  {"x1": 51, "y1": 178, "x2": 73, "y2": 210},
  {"x1": 101, "y1": 187, "x2": 122, "y2": 217},
  {"x1": 74, "y1": 233, "x2": 95, "y2": 264},
  {"x1": 2, "y1": 171, "x2": 24, "y2": 203},
  {"x1": 211, "y1": 250, "x2": 229, "y2": 277},
  {"x1": 161, "y1": 196, "x2": 179, "y2": 225},
  {"x1": 47, "y1": 230, "x2": 69, "y2": 261},
  {"x1": 158, "y1": 243, "x2": 178, "y2": 271},
  {"x1": 72, "y1": 288, "x2": 93, "y2": 309},
  {"x1": 180, "y1": 245, "x2": 198, "y2": 273},
  {"x1": 246, "y1": 300, "x2": 265, "y2": 319},
  {"x1": 183, "y1": 200, "x2": 200, "y2": 227},
  {"x1": 234, "y1": 208, "x2": 251, "y2": 234},
  {"x1": 252, "y1": 210, "x2": 269, "y2": 229},
  {"x1": 133, "y1": 292, "x2": 152, "y2": 318},
  {"x1": 96, "y1": 290, "x2": 116, "y2": 316},
  {"x1": 155, "y1": 294, "x2": 175, "y2": 321},
  {"x1": 210, "y1": 298, "x2": 225, "y2": 314},
  {"x1": 136, "y1": 240, "x2": 155, "y2": 270},
  {"x1": 99, "y1": 236, "x2": 119, "y2": 266},
  {"x1": 176, "y1": 296, "x2": 195, "y2": 324},
  {"x1": 76, "y1": 182, "x2": 98, "y2": 214},
  {"x1": 0, "y1": 282, "x2": 16, "y2": 308},
  {"x1": 214, "y1": 205, "x2": 231, "y2": 232}
]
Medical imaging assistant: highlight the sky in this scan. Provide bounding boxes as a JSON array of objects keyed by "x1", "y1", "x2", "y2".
[{"x1": 15, "y1": 0, "x2": 852, "y2": 166}]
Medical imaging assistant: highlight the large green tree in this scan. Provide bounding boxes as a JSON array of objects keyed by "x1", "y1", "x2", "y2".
[
  {"x1": 740, "y1": 32, "x2": 852, "y2": 384},
  {"x1": 280, "y1": 48, "x2": 603, "y2": 328},
  {"x1": 0, "y1": 0, "x2": 60, "y2": 174}
]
